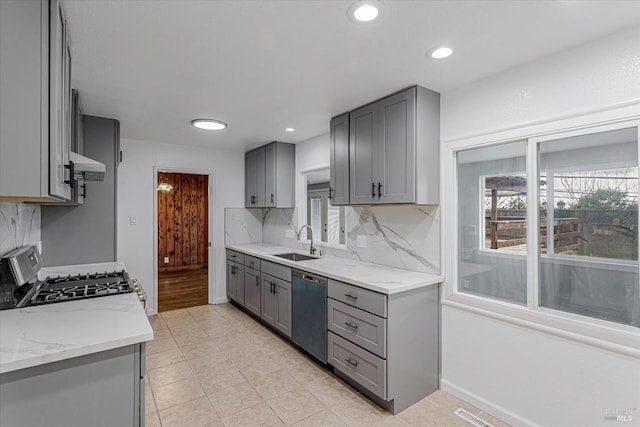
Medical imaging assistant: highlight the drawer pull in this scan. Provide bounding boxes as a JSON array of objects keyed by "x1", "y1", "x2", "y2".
[
  {"x1": 344, "y1": 321, "x2": 358, "y2": 329},
  {"x1": 345, "y1": 358, "x2": 359, "y2": 367},
  {"x1": 344, "y1": 293, "x2": 358, "y2": 300}
]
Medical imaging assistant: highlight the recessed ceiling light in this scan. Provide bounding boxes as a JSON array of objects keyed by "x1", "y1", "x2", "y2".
[
  {"x1": 285, "y1": 127, "x2": 295, "y2": 132},
  {"x1": 348, "y1": 1, "x2": 383, "y2": 23},
  {"x1": 191, "y1": 118, "x2": 227, "y2": 130},
  {"x1": 428, "y1": 47, "x2": 453, "y2": 60}
]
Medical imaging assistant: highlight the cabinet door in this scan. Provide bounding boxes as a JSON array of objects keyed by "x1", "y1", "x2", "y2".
[
  {"x1": 48, "y1": 0, "x2": 71, "y2": 200},
  {"x1": 349, "y1": 103, "x2": 376, "y2": 204},
  {"x1": 245, "y1": 147, "x2": 266, "y2": 207},
  {"x1": 261, "y1": 275, "x2": 276, "y2": 327},
  {"x1": 329, "y1": 114, "x2": 349, "y2": 206},
  {"x1": 245, "y1": 151, "x2": 256, "y2": 207},
  {"x1": 244, "y1": 267, "x2": 261, "y2": 317},
  {"x1": 227, "y1": 261, "x2": 244, "y2": 304},
  {"x1": 377, "y1": 88, "x2": 416, "y2": 203},
  {"x1": 265, "y1": 143, "x2": 276, "y2": 207},
  {"x1": 275, "y1": 280, "x2": 291, "y2": 337}
]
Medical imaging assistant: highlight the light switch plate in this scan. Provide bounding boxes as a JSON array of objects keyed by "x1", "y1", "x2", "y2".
[
  {"x1": 129, "y1": 216, "x2": 137, "y2": 226},
  {"x1": 164, "y1": 257, "x2": 169, "y2": 264},
  {"x1": 357, "y1": 235, "x2": 367, "y2": 248}
]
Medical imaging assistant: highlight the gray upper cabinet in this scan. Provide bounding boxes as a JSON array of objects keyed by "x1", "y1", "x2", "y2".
[
  {"x1": 349, "y1": 103, "x2": 377, "y2": 204},
  {"x1": 329, "y1": 113, "x2": 350, "y2": 206},
  {"x1": 245, "y1": 147, "x2": 266, "y2": 207},
  {"x1": 0, "y1": 0, "x2": 72, "y2": 202},
  {"x1": 347, "y1": 86, "x2": 440, "y2": 205},
  {"x1": 245, "y1": 141, "x2": 295, "y2": 208},
  {"x1": 265, "y1": 142, "x2": 295, "y2": 208}
]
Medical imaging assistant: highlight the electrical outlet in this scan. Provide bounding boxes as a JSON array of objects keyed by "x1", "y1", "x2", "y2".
[
  {"x1": 129, "y1": 216, "x2": 137, "y2": 226},
  {"x1": 164, "y1": 257, "x2": 169, "y2": 264},
  {"x1": 463, "y1": 280, "x2": 470, "y2": 289},
  {"x1": 357, "y1": 235, "x2": 367, "y2": 248}
]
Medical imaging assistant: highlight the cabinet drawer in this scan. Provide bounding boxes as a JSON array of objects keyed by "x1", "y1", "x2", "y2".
[
  {"x1": 328, "y1": 331, "x2": 386, "y2": 399},
  {"x1": 328, "y1": 280, "x2": 387, "y2": 317},
  {"x1": 261, "y1": 260, "x2": 291, "y2": 282},
  {"x1": 226, "y1": 250, "x2": 245, "y2": 264},
  {"x1": 328, "y1": 299, "x2": 386, "y2": 359},
  {"x1": 245, "y1": 255, "x2": 261, "y2": 270}
]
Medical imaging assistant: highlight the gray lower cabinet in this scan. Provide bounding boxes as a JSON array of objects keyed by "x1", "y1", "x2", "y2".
[
  {"x1": 226, "y1": 260, "x2": 245, "y2": 305},
  {"x1": 41, "y1": 116, "x2": 120, "y2": 266},
  {"x1": 329, "y1": 113, "x2": 350, "y2": 206},
  {"x1": 0, "y1": 343, "x2": 146, "y2": 427},
  {"x1": 244, "y1": 266, "x2": 261, "y2": 317},
  {"x1": 260, "y1": 271, "x2": 292, "y2": 338},
  {"x1": 327, "y1": 279, "x2": 439, "y2": 414}
]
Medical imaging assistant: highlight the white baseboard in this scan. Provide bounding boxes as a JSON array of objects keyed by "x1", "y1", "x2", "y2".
[
  {"x1": 440, "y1": 379, "x2": 537, "y2": 427},
  {"x1": 214, "y1": 297, "x2": 230, "y2": 304}
]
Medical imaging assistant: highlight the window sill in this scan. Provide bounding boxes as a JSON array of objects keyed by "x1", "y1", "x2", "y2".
[{"x1": 443, "y1": 292, "x2": 640, "y2": 358}]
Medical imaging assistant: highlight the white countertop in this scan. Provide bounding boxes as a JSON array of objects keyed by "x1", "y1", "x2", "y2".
[
  {"x1": 226, "y1": 243, "x2": 443, "y2": 294},
  {"x1": 0, "y1": 262, "x2": 153, "y2": 374}
]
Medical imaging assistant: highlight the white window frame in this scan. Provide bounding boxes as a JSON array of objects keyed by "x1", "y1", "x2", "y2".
[{"x1": 443, "y1": 104, "x2": 640, "y2": 358}]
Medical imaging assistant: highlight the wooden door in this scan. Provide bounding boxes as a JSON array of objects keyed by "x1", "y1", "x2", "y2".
[{"x1": 157, "y1": 172, "x2": 209, "y2": 273}]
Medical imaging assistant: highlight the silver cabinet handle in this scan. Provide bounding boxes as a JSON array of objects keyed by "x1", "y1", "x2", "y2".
[
  {"x1": 345, "y1": 293, "x2": 358, "y2": 300},
  {"x1": 345, "y1": 321, "x2": 358, "y2": 329},
  {"x1": 345, "y1": 358, "x2": 359, "y2": 367}
]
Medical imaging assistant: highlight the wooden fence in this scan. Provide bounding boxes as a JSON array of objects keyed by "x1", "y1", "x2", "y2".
[{"x1": 486, "y1": 216, "x2": 582, "y2": 253}]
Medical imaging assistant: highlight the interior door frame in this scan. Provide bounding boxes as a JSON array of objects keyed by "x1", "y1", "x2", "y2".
[{"x1": 153, "y1": 166, "x2": 215, "y2": 313}]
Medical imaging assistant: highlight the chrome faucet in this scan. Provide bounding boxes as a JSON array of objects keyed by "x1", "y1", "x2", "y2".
[{"x1": 296, "y1": 224, "x2": 316, "y2": 255}]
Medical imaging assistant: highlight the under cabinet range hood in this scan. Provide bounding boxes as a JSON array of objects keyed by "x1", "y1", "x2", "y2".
[{"x1": 69, "y1": 152, "x2": 106, "y2": 181}]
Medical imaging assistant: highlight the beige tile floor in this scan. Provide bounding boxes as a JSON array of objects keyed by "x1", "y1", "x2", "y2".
[{"x1": 145, "y1": 303, "x2": 511, "y2": 427}]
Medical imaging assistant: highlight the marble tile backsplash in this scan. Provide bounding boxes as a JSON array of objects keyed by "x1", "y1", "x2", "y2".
[
  {"x1": 0, "y1": 202, "x2": 41, "y2": 255},
  {"x1": 346, "y1": 205, "x2": 440, "y2": 274},
  {"x1": 225, "y1": 204, "x2": 440, "y2": 274},
  {"x1": 224, "y1": 208, "x2": 262, "y2": 245}
]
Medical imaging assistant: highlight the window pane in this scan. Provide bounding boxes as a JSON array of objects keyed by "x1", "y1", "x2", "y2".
[
  {"x1": 327, "y1": 204, "x2": 341, "y2": 244},
  {"x1": 539, "y1": 127, "x2": 639, "y2": 327},
  {"x1": 310, "y1": 197, "x2": 322, "y2": 239},
  {"x1": 457, "y1": 141, "x2": 528, "y2": 305}
]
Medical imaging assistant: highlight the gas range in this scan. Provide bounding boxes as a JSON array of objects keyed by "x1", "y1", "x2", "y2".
[
  {"x1": 31, "y1": 270, "x2": 133, "y2": 306},
  {"x1": 0, "y1": 246, "x2": 146, "y2": 311}
]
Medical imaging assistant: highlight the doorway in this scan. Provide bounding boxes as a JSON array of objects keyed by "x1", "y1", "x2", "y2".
[{"x1": 157, "y1": 171, "x2": 209, "y2": 312}]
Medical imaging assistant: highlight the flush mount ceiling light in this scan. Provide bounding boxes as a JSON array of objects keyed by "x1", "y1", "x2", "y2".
[
  {"x1": 428, "y1": 46, "x2": 453, "y2": 60},
  {"x1": 348, "y1": 0, "x2": 383, "y2": 23},
  {"x1": 191, "y1": 118, "x2": 227, "y2": 130},
  {"x1": 285, "y1": 127, "x2": 295, "y2": 132}
]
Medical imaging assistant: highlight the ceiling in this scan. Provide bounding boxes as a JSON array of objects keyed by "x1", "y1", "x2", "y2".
[{"x1": 63, "y1": 0, "x2": 640, "y2": 152}]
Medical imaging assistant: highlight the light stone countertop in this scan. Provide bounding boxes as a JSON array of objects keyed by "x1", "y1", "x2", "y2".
[
  {"x1": 0, "y1": 262, "x2": 153, "y2": 374},
  {"x1": 226, "y1": 243, "x2": 444, "y2": 294}
]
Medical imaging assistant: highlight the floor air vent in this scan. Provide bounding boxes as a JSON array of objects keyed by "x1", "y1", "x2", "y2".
[{"x1": 453, "y1": 408, "x2": 494, "y2": 427}]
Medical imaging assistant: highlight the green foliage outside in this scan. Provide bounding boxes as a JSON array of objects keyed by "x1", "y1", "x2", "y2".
[{"x1": 571, "y1": 189, "x2": 638, "y2": 211}]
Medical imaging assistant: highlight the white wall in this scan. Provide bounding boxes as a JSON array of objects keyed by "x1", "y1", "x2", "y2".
[
  {"x1": 117, "y1": 138, "x2": 244, "y2": 314},
  {"x1": 440, "y1": 26, "x2": 640, "y2": 427}
]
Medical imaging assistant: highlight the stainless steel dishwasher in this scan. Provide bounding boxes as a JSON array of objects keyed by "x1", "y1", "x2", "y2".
[{"x1": 291, "y1": 269, "x2": 327, "y2": 363}]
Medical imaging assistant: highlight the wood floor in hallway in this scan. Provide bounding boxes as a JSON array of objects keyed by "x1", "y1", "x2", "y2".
[{"x1": 158, "y1": 268, "x2": 208, "y2": 312}]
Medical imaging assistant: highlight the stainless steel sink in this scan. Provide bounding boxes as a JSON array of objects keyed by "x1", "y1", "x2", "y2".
[{"x1": 274, "y1": 252, "x2": 319, "y2": 261}]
